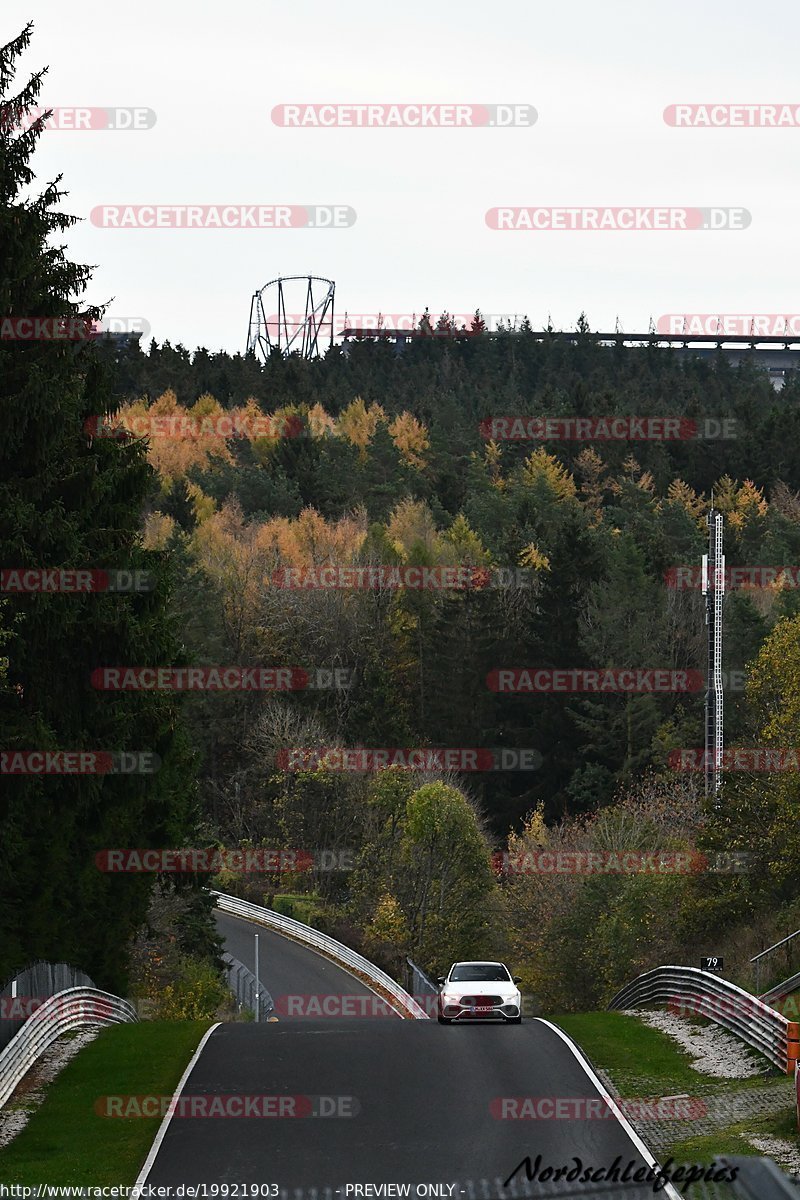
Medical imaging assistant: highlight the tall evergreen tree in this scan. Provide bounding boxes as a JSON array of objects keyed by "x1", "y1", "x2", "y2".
[{"x1": 0, "y1": 25, "x2": 196, "y2": 989}]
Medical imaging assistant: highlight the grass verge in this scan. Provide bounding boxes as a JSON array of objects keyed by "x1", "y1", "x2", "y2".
[
  {"x1": 0, "y1": 1021, "x2": 212, "y2": 1185},
  {"x1": 551, "y1": 1010, "x2": 798, "y2": 1162}
]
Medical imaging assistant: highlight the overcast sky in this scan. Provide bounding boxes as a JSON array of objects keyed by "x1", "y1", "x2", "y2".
[{"x1": 7, "y1": 1, "x2": 800, "y2": 353}]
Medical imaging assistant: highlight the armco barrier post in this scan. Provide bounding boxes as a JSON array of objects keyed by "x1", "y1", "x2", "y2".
[{"x1": 790, "y1": 1023, "x2": 800, "y2": 1077}]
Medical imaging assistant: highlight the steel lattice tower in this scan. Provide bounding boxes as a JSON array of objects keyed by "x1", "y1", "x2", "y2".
[
  {"x1": 702, "y1": 509, "x2": 725, "y2": 796},
  {"x1": 246, "y1": 276, "x2": 335, "y2": 360}
]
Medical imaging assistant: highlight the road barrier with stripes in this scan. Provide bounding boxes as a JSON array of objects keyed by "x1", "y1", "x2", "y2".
[
  {"x1": 0, "y1": 960, "x2": 95, "y2": 1051},
  {"x1": 609, "y1": 965, "x2": 799, "y2": 1074},
  {"x1": 222, "y1": 951, "x2": 274, "y2": 1019},
  {"x1": 211, "y1": 890, "x2": 429, "y2": 1019},
  {"x1": 0, "y1": 987, "x2": 137, "y2": 1109}
]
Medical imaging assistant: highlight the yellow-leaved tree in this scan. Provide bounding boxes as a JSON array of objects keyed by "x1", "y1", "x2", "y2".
[
  {"x1": 388, "y1": 412, "x2": 430, "y2": 468},
  {"x1": 337, "y1": 396, "x2": 386, "y2": 459},
  {"x1": 666, "y1": 478, "x2": 706, "y2": 525},
  {"x1": 386, "y1": 498, "x2": 442, "y2": 560},
  {"x1": 521, "y1": 447, "x2": 577, "y2": 500},
  {"x1": 306, "y1": 402, "x2": 337, "y2": 439},
  {"x1": 116, "y1": 390, "x2": 234, "y2": 488}
]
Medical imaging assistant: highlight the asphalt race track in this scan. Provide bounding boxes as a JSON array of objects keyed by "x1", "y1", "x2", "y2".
[
  {"x1": 140, "y1": 912, "x2": 673, "y2": 1198},
  {"x1": 215, "y1": 910, "x2": 379, "y2": 1015}
]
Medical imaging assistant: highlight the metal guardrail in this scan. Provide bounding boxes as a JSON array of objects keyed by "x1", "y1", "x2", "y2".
[
  {"x1": 211, "y1": 891, "x2": 429, "y2": 1019},
  {"x1": 0, "y1": 961, "x2": 95, "y2": 1052},
  {"x1": 751, "y1": 928, "x2": 800, "y2": 995},
  {"x1": 762, "y1": 968, "x2": 800, "y2": 1006},
  {"x1": 0, "y1": 986, "x2": 137, "y2": 1110},
  {"x1": 406, "y1": 956, "x2": 438, "y2": 997},
  {"x1": 609, "y1": 966, "x2": 799, "y2": 1074},
  {"x1": 222, "y1": 951, "x2": 274, "y2": 1019}
]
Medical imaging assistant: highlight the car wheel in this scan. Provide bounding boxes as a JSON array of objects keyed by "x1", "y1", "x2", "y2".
[{"x1": 437, "y1": 1014, "x2": 452, "y2": 1025}]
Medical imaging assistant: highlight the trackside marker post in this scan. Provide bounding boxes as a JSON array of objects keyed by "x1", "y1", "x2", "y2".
[{"x1": 255, "y1": 933, "x2": 260, "y2": 1022}]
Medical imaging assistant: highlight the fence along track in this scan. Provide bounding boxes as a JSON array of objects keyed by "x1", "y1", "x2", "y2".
[
  {"x1": 211, "y1": 891, "x2": 429, "y2": 1019},
  {"x1": 0, "y1": 986, "x2": 137, "y2": 1109},
  {"x1": 609, "y1": 965, "x2": 799, "y2": 1074}
]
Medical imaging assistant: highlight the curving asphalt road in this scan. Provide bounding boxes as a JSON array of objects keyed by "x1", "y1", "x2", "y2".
[
  {"x1": 215, "y1": 910, "x2": 380, "y2": 1017},
  {"x1": 139, "y1": 910, "x2": 675, "y2": 1198}
]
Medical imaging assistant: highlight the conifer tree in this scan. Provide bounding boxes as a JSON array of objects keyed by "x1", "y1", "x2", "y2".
[{"x1": 0, "y1": 25, "x2": 196, "y2": 989}]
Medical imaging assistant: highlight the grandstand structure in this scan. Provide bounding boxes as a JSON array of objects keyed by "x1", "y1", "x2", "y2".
[{"x1": 339, "y1": 326, "x2": 800, "y2": 388}]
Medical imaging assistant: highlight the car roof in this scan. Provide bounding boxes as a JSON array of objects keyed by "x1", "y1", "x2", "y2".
[{"x1": 450, "y1": 960, "x2": 506, "y2": 967}]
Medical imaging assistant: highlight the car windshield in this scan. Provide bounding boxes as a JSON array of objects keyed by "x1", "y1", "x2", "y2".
[{"x1": 449, "y1": 964, "x2": 511, "y2": 982}]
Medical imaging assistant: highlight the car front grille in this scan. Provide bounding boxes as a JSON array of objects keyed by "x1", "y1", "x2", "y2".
[{"x1": 459, "y1": 995, "x2": 503, "y2": 1007}]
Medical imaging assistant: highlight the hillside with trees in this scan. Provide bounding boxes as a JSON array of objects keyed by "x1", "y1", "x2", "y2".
[
  {"x1": 87, "y1": 331, "x2": 800, "y2": 1001},
  {"x1": 6, "y1": 17, "x2": 800, "y2": 1006}
]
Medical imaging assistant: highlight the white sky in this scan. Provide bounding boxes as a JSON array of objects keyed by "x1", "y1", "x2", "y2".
[{"x1": 7, "y1": 1, "x2": 800, "y2": 352}]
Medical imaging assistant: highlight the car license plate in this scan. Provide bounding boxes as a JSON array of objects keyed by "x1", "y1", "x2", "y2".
[{"x1": 472, "y1": 1005, "x2": 492, "y2": 1012}]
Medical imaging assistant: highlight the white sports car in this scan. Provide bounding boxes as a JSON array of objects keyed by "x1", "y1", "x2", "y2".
[{"x1": 437, "y1": 960, "x2": 522, "y2": 1024}]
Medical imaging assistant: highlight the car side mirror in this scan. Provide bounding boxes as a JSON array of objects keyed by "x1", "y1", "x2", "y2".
[
  {"x1": 437, "y1": 977, "x2": 446, "y2": 986},
  {"x1": 513, "y1": 976, "x2": 522, "y2": 984}
]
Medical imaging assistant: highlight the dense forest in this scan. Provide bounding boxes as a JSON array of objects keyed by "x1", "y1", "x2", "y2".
[
  {"x1": 6, "y1": 19, "x2": 800, "y2": 1009},
  {"x1": 105, "y1": 331, "x2": 800, "y2": 831},
  {"x1": 87, "y1": 330, "x2": 800, "y2": 1006}
]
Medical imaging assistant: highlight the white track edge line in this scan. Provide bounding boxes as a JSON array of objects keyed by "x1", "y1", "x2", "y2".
[
  {"x1": 535, "y1": 1018, "x2": 683, "y2": 1200},
  {"x1": 133, "y1": 1021, "x2": 222, "y2": 1188}
]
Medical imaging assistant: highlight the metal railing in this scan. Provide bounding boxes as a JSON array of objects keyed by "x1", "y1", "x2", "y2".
[
  {"x1": 406, "y1": 957, "x2": 439, "y2": 1017},
  {"x1": 752, "y1": 929, "x2": 800, "y2": 995},
  {"x1": 406, "y1": 956, "x2": 438, "y2": 998},
  {"x1": 609, "y1": 966, "x2": 799, "y2": 1074},
  {"x1": 0, "y1": 986, "x2": 137, "y2": 1110},
  {"x1": 0, "y1": 961, "x2": 95, "y2": 1052},
  {"x1": 211, "y1": 891, "x2": 429, "y2": 1019},
  {"x1": 762, "y1": 968, "x2": 800, "y2": 1006},
  {"x1": 222, "y1": 951, "x2": 274, "y2": 1020}
]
